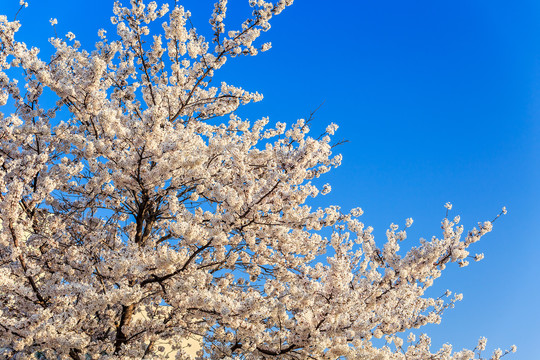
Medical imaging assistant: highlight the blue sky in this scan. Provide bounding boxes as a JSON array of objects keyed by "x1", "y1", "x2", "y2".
[{"x1": 3, "y1": 0, "x2": 539, "y2": 357}]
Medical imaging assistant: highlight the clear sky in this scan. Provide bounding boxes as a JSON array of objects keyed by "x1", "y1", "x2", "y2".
[{"x1": 2, "y1": 0, "x2": 539, "y2": 358}]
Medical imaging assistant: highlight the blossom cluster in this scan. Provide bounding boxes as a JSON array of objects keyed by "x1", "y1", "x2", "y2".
[{"x1": 0, "y1": 1, "x2": 514, "y2": 359}]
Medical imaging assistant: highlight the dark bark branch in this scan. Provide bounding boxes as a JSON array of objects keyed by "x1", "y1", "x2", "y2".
[
  {"x1": 69, "y1": 348, "x2": 82, "y2": 360},
  {"x1": 140, "y1": 239, "x2": 213, "y2": 287},
  {"x1": 114, "y1": 304, "x2": 136, "y2": 354}
]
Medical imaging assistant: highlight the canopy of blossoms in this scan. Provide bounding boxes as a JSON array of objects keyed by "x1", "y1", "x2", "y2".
[{"x1": 0, "y1": 0, "x2": 515, "y2": 359}]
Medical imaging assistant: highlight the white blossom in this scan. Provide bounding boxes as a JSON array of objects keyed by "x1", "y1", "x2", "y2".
[
  {"x1": 477, "y1": 337, "x2": 487, "y2": 351},
  {"x1": 474, "y1": 253, "x2": 484, "y2": 261},
  {"x1": 405, "y1": 217, "x2": 413, "y2": 228}
]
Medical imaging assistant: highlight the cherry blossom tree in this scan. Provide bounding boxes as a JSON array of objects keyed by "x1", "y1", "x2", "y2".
[{"x1": 0, "y1": 1, "x2": 516, "y2": 359}]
